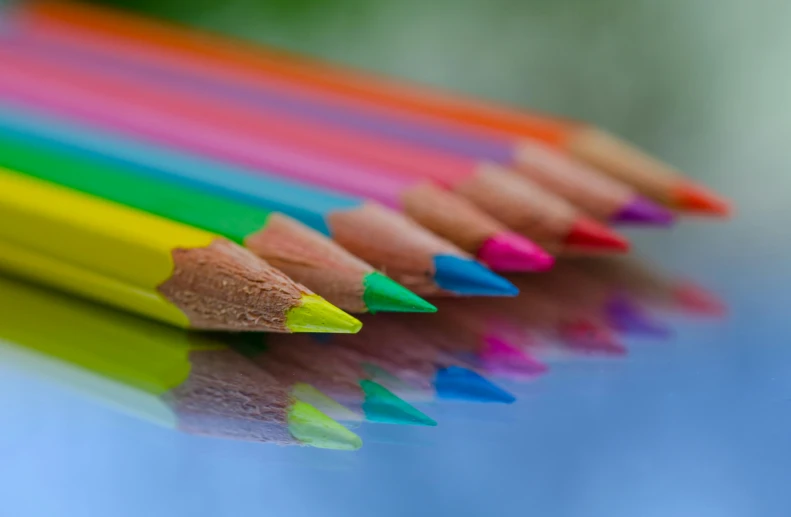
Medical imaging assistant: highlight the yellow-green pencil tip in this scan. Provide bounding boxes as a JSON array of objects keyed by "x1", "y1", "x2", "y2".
[
  {"x1": 287, "y1": 294, "x2": 362, "y2": 333},
  {"x1": 288, "y1": 399, "x2": 363, "y2": 450},
  {"x1": 362, "y1": 272, "x2": 437, "y2": 313}
]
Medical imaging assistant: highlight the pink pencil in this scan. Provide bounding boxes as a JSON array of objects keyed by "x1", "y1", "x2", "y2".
[
  {"x1": 0, "y1": 41, "x2": 629, "y2": 256},
  {"x1": 0, "y1": 46, "x2": 554, "y2": 271}
]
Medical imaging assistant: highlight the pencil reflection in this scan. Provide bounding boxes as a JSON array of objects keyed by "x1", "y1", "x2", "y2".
[
  {"x1": 0, "y1": 274, "x2": 363, "y2": 450},
  {"x1": 0, "y1": 254, "x2": 725, "y2": 443}
]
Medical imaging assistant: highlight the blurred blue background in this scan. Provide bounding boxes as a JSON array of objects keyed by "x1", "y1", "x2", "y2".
[{"x1": 1, "y1": 0, "x2": 789, "y2": 515}]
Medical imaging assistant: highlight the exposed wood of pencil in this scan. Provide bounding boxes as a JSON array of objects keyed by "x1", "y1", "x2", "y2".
[
  {"x1": 326, "y1": 202, "x2": 464, "y2": 296},
  {"x1": 514, "y1": 140, "x2": 644, "y2": 220},
  {"x1": 456, "y1": 164, "x2": 582, "y2": 252},
  {"x1": 243, "y1": 213, "x2": 374, "y2": 313}
]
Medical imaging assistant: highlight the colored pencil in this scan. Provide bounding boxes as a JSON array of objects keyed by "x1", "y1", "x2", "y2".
[
  {"x1": 1, "y1": 30, "x2": 675, "y2": 227},
  {"x1": 235, "y1": 334, "x2": 437, "y2": 426},
  {"x1": 0, "y1": 127, "x2": 434, "y2": 315},
  {"x1": 0, "y1": 105, "x2": 515, "y2": 298},
  {"x1": 12, "y1": 1, "x2": 730, "y2": 215},
  {"x1": 0, "y1": 169, "x2": 361, "y2": 332},
  {"x1": 0, "y1": 274, "x2": 363, "y2": 449},
  {"x1": 0, "y1": 44, "x2": 558, "y2": 265}
]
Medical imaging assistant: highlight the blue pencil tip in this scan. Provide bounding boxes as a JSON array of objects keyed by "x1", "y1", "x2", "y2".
[
  {"x1": 434, "y1": 366, "x2": 516, "y2": 403},
  {"x1": 433, "y1": 255, "x2": 519, "y2": 296}
]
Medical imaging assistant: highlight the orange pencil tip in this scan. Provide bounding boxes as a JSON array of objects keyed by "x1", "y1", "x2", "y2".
[
  {"x1": 672, "y1": 183, "x2": 732, "y2": 217},
  {"x1": 564, "y1": 218, "x2": 630, "y2": 253}
]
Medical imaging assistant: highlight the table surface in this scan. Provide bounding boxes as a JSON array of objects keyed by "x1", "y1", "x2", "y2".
[{"x1": 1, "y1": 0, "x2": 789, "y2": 516}]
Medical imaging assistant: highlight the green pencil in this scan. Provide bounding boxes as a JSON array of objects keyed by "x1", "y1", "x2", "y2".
[
  {"x1": 0, "y1": 133, "x2": 434, "y2": 314},
  {"x1": 0, "y1": 274, "x2": 362, "y2": 449}
]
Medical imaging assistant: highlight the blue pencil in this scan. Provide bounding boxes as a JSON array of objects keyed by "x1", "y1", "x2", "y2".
[{"x1": 0, "y1": 102, "x2": 516, "y2": 296}]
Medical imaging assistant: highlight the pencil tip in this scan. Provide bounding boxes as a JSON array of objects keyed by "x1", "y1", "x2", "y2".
[
  {"x1": 672, "y1": 182, "x2": 732, "y2": 217},
  {"x1": 477, "y1": 232, "x2": 555, "y2": 272},
  {"x1": 433, "y1": 255, "x2": 519, "y2": 296},
  {"x1": 288, "y1": 294, "x2": 363, "y2": 333},
  {"x1": 287, "y1": 400, "x2": 363, "y2": 450},
  {"x1": 611, "y1": 196, "x2": 675, "y2": 226},
  {"x1": 605, "y1": 296, "x2": 672, "y2": 338},
  {"x1": 360, "y1": 380, "x2": 437, "y2": 426},
  {"x1": 434, "y1": 366, "x2": 516, "y2": 403},
  {"x1": 362, "y1": 272, "x2": 437, "y2": 313},
  {"x1": 564, "y1": 218, "x2": 630, "y2": 253}
]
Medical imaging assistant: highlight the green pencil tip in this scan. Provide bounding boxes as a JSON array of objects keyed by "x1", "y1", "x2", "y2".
[
  {"x1": 360, "y1": 380, "x2": 437, "y2": 426},
  {"x1": 287, "y1": 294, "x2": 363, "y2": 333},
  {"x1": 287, "y1": 400, "x2": 363, "y2": 450},
  {"x1": 362, "y1": 272, "x2": 437, "y2": 314}
]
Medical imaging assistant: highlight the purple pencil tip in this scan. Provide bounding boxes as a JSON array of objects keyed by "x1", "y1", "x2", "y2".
[{"x1": 611, "y1": 197, "x2": 675, "y2": 226}]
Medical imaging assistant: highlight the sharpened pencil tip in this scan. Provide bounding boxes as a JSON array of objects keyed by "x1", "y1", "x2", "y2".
[
  {"x1": 287, "y1": 294, "x2": 362, "y2": 333},
  {"x1": 287, "y1": 400, "x2": 363, "y2": 450},
  {"x1": 360, "y1": 380, "x2": 437, "y2": 426},
  {"x1": 477, "y1": 232, "x2": 555, "y2": 272},
  {"x1": 433, "y1": 255, "x2": 519, "y2": 296},
  {"x1": 362, "y1": 272, "x2": 436, "y2": 313},
  {"x1": 611, "y1": 196, "x2": 675, "y2": 226},
  {"x1": 672, "y1": 182, "x2": 732, "y2": 217},
  {"x1": 434, "y1": 366, "x2": 516, "y2": 403},
  {"x1": 564, "y1": 218, "x2": 630, "y2": 253}
]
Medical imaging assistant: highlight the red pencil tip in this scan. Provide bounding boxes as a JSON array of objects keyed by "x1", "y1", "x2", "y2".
[
  {"x1": 672, "y1": 182, "x2": 731, "y2": 217},
  {"x1": 477, "y1": 232, "x2": 555, "y2": 272},
  {"x1": 564, "y1": 218, "x2": 630, "y2": 253}
]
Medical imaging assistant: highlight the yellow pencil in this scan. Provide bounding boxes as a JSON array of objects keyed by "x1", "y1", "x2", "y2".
[{"x1": 0, "y1": 168, "x2": 361, "y2": 333}]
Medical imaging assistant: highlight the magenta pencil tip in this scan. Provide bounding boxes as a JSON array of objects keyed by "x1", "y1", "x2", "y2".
[
  {"x1": 477, "y1": 232, "x2": 555, "y2": 272},
  {"x1": 611, "y1": 196, "x2": 675, "y2": 226}
]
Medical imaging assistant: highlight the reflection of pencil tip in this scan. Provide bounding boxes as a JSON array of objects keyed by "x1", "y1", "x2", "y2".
[
  {"x1": 360, "y1": 380, "x2": 437, "y2": 426},
  {"x1": 672, "y1": 283, "x2": 728, "y2": 317},
  {"x1": 480, "y1": 335, "x2": 549, "y2": 376},
  {"x1": 606, "y1": 296, "x2": 673, "y2": 338},
  {"x1": 434, "y1": 366, "x2": 516, "y2": 403},
  {"x1": 558, "y1": 321, "x2": 628, "y2": 356},
  {"x1": 288, "y1": 400, "x2": 363, "y2": 450}
]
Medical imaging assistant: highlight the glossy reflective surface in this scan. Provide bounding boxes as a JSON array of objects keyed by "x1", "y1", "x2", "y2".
[{"x1": 0, "y1": 0, "x2": 787, "y2": 515}]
